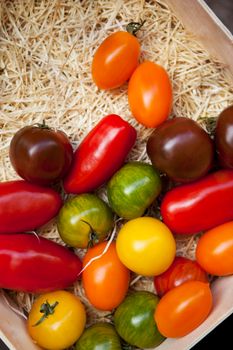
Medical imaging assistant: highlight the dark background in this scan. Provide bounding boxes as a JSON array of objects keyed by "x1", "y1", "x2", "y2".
[{"x1": 0, "y1": 0, "x2": 233, "y2": 349}]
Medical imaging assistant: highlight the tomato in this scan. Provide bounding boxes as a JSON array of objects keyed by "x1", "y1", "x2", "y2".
[
  {"x1": 215, "y1": 105, "x2": 233, "y2": 168},
  {"x1": 92, "y1": 22, "x2": 143, "y2": 89},
  {"x1": 64, "y1": 114, "x2": 136, "y2": 194},
  {"x1": 116, "y1": 217, "x2": 176, "y2": 276},
  {"x1": 196, "y1": 221, "x2": 233, "y2": 276},
  {"x1": 57, "y1": 193, "x2": 113, "y2": 248},
  {"x1": 128, "y1": 61, "x2": 172, "y2": 128},
  {"x1": 107, "y1": 162, "x2": 161, "y2": 219},
  {"x1": 147, "y1": 117, "x2": 214, "y2": 182},
  {"x1": 161, "y1": 170, "x2": 233, "y2": 234},
  {"x1": 10, "y1": 123, "x2": 73, "y2": 186},
  {"x1": 154, "y1": 281, "x2": 213, "y2": 338},
  {"x1": 154, "y1": 256, "x2": 208, "y2": 297},
  {"x1": 0, "y1": 234, "x2": 82, "y2": 293},
  {"x1": 28, "y1": 290, "x2": 86, "y2": 350},
  {"x1": 114, "y1": 291, "x2": 165, "y2": 348},
  {"x1": 76, "y1": 323, "x2": 121, "y2": 350},
  {"x1": 82, "y1": 242, "x2": 130, "y2": 311},
  {"x1": 0, "y1": 180, "x2": 62, "y2": 234}
]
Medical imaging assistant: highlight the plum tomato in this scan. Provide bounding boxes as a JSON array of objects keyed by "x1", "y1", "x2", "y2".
[
  {"x1": 154, "y1": 256, "x2": 208, "y2": 297},
  {"x1": 128, "y1": 61, "x2": 172, "y2": 128},
  {"x1": 107, "y1": 161, "x2": 161, "y2": 219},
  {"x1": 154, "y1": 281, "x2": 213, "y2": 338},
  {"x1": 196, "y1": 221, "x2": 233, "y2": 276},
  {"x1": 215, "y1": 105, "x2": 233, "y2": 168},
  {"x1": 147, "y1": 117, "x2": 214, "y2": 182},
  {"x1": 82, "y1": 242, "x2": 130, "y2": 311},
  {"x1": 116, "y1": 217, "x2": 176, "y2": 276},
  {"x1": 76, "y1": 323, "x2": 122, "y2": 350},
  {"x1": 10, "y1": 123, "x2": 73, "y2": 186},
  {"x1": 57, "y1": 193, "x2": 114, "y2": 248},
  {"x1": 28, "y1": 290, "x2": 86, "y2": 350},
  {"x1": 114, "y1": 291, "x2": 165, "y2": 349}
]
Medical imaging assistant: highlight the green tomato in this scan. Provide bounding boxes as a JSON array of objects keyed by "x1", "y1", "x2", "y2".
[
  {"x1": 75, "y1": 323, "x2": 122, "y2": 350},
  {"x1": 107, "y1": 162, "x2": 161, "y2": 219},
  {"x1": 57, "y1": 194, "x2": 114, "y2": 248},
  {"x1": 114, "y1": 291, "x2": 165, "y2": 349}
]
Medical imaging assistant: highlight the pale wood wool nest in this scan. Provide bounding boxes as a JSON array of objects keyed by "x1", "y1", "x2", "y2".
[{"x1": 1, "y1": 0, "x2": 233, "y2": 347}]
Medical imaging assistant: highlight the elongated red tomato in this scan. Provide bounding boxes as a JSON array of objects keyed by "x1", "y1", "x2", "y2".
[
  {"x1": 92, "y1": 30, "x2": 140, "y2": 89},
  {"x1": 0, "y1": 180, "x2": 62, "y2": 234},
  {"x1": 0, "y1": 234, "x2": 82, "y2": 293},
  {"x1": 161, "y1": 170, "x2": 233, "y2": 235},
  {"x1": 128, "y1": 61, "x2": 172, "y2": 128},
  {"x1": 82, "y1": 242, "x2": 130, "y2": 311},
  {"x1": 154, "y1": 281, "x2": 213, "y2": 338},
  {"x1": 196, "y1": 221, "x2": 233, "y2": 276},
  {"x1": 64, "y1": 115, "x2": 136, "y2": 194},
  {"x1": 154, "y1": 257, "x2": 208, "y2": 297}
]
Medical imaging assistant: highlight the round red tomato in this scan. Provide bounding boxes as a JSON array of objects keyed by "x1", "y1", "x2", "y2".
[
  {"x1": 128, "y1": 61, "x2": 172, "y2": 128},
  {"x1": 92, "y1": 30, "x2": 140, "y2": 89},
  {"x1": 154, "y1": 256, "x2": 208, "y2": 297},
  {"x1": 82, "y1": 242, "x2": 130, "y2": 311},
  {"x1": 154, "y1": 281, "x2": 213, "y2": 338},
  {"x1": 196, "y1": 221, "x2": 233, "y2": 276}
]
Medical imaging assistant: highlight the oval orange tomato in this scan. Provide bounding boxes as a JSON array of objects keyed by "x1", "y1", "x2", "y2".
[
  {"x1": 92, "y1": 31, "x2": 140, "y2": 89},
  {"x1": 128, "y1": 61, "x2": 172, "y2": 128},
  {"x1": 154, "y1": 281, "x2": 212, "y2": 338},
  {"x1": 196, "y1": 221, "x2": 233, "y2": 276},
  {"x1": 82, "y1": 241, "x2": 130, "y2": 311}
]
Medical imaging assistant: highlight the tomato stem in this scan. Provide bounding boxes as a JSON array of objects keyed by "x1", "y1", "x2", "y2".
[
  {"x1": 32, "y1": 300, "x2": 59, "y2": 326},
  {"x1": 81, "y1": 220, "x2": 99, "y2": 248},
  {"x1": 126, "y1": 20, "x2": 146, "y2": 36},
  {"x1": 35, "y1": 120, "x2": 50, "y2": 130}
]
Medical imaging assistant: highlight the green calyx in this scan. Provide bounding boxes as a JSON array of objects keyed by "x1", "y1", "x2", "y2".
[
  {"x1": 126, "y1": 20, "x2": 146, "y2": 36},
  {"x1": 32, "y1": 300, "x2": 59, "y2": 327}
]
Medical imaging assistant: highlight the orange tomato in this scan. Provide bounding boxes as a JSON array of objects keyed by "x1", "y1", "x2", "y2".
[
  {"x1": 128, "y1": 61, "x2": 172, "y2": 128},
  {"x1": 154, "y1": 281, "x2": 212, "y2": 338},
  {"x1": 82, "y1": 241, "x2": 130, "y2": 311},
  {"x1": 196, "y1": 221, "x2": 233, "y2": 276},
  {"x1": 92, "y1": 31, "x2": 140, "y2": 89}
]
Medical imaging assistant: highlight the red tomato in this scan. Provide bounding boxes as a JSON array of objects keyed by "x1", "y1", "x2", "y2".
[
  {"x1": 154, "y1": 257, "x2": 208, "y2": 297},
  {"x1": 196, "y1": 221, "x2": 233, "y2": 276},
  {"x1": 154, "y1": 281, "x2": 213, "y2": 338},
  {"x1": 0, "y1": 180, "x2": 62, "y2": 234},
  {"x1": 92, "y1": 31, "x2": 140, "y2": 90},
  {"x1": 128, "y1": 61, "x2": 172, "y2": 128},
  {"x1": 82, "y1": 242, "x2": 130, "y2": 311}
]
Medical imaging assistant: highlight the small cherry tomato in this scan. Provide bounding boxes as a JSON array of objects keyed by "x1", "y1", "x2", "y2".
[
  {"x1": 10, "y1": 123, "x2": 73, "y2": 186},
  {"x1": 28, "y1": 290, "x2": 86, "y2": 350},
  {"x1": 196, "y1": 221, "x2": 233, "y2": 276},
  {"x1": 128, "y1": 61, "x2": 172, "y2": 128},
  {"x1": 154, "y1": 281, "x2": 213, "y2": 338},
  {"x1": 154, "y1": 256, "x2": 208, "y2": 297},
  {"x1": 82, "y1": 242, "x2": 130, "y2": 311},
  {"x1": 116, "y1": 217, "x2": 176, "y2": 276},
  {"x1": 92, "y1": 22, "x2": 143, "y2": 89}
]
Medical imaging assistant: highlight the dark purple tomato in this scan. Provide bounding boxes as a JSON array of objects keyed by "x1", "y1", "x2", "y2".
[
  {"x1": 147, "y1": 117, "x2": 214, "y2": 183},
  {"x1": 215, "y1": 105, "x2": 233, "y2": 168},
  {"x1": 10, "y1": 124, "x2": 73, "y2": 186}
]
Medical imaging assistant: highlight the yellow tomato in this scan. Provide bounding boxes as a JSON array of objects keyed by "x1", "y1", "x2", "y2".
[
  {"x1": 116, "y1": 217, "x2": 176, "y2": 276},
  {"x1": 28, "y1": 290, "x2": 86, "y2": 350}
]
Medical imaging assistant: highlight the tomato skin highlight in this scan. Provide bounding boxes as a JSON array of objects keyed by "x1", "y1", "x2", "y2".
[
  {"x1": 28, "y1": 290, "x2": 86, "y2": 350},
  {"x1": 92, "y1": 31, "x2": 140, "y2": 89},
  {"x1": 154, "y1": 281, "x2": 213, "y2": 338},
  {"x1": 0, "y1": 234, "x2": 82, "y2": 293},
  {"x1": 128, "y1": 61, "x2": 172, "y2": 128},
  {"x1": 0, "y1": 180, "x2": 62, "y2": 234},
  {"x1": 161, "y1": 170, "x2": 233, "y2": 235},
  {"x1": 10, "y1": 125, "x2": 73, "y2": 186},
  {"x1": 82, "y1": 242, "x2": 130, "y2": 311},
  {"x1": 196, "y1": 221, "x2": 233, "y2": 276},
  {"x1": 154, "y1": 256, "x2": 208, "y2": 297},
  {"x1": 64, "y1": 114, "x2": 137, "y2": 194}
]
